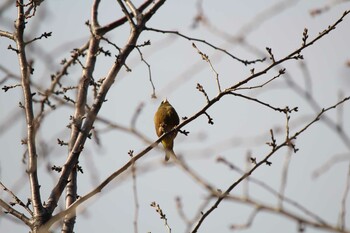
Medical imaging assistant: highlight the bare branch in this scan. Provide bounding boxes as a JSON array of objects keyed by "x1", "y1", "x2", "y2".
[
  {"x1": 91, "y1": 0, "x2": 100, "y2": 28},
  {"x1": 2, "y1": 83, "x2": 21, "y2": 92},
  {"x1": 41, "y1": 138, "x2": 160, "y2": 231},
  {"x1": 191, "y1": 97, "x2": 350, "y2": 233},
  {"x1": 339, "y1": 162, "x2": 350, "y2": 230},
  {"x1": 135, "y1": 44, "x2": 156, "y2": 98},
  {"x1": 235, "y1": 68, "x2": 286, "y2": 91},
  {"x1": 0, "y1": 29, "x2": 15, "y2": 40},
  {"x1": 175, "y1": 197, "x2": 191, "y2": 226},
  {"x1": 217, "y1": 156, "x2": 328, "y2": 225},
  {"x1": 0, "y1": 199, "x2": 32, "y2": 227},
  {"x1": 312, "y1": 154, "x2": 350, "y2": 179},
  {"x1": 226, "y1": 195, "x2": 350, "y2": 233},
  {"x1": 125, "y1": 0, "x2": 141, "y2": 23},
  {"x1": 192, "y1": 43, "x2": 221, "y2": 92},
  {"x1": 196, "y1": 83, "x2": 210, "y2": 103},
  {"x1": 130, "y1": 102, "x2": 144, "y2": 129},
  {"x1": 15, "y1": 0, "x2": 44, "y2": 219},
  {"x1": 0, "y1": 181, "x2": 33, "y2": 216},
  {"x1": 146, "y1": 27, "x2": 264, "y2": 65},
  {"x1": 1, "y1": 2, "x2": 349, "y2": 232},
  {"x1": 150, "y1": 201, "x2": 172, "y2": 233},
  {"x1": 97, "y1": 0, "x2": 154, "y2": 34},
  {"x1": 228, "y1": 92, "x2": 298, "y2": 113},
  {"x1": 46, "y1": 1, "x2": 103, "y2": 219},
  {"x1": 130, "y1": 152, "x2": 139, "y2": 233},
  {"x1": 44, "y1": 0, "x2": 167, "y2": 220},
  {"x1": 116, "y1": 0, "x2": 136, "y2": 28},
  {"x1": 228, "y1": 10, "x2": 350, "y2": 91},
  {"x1": 25, "y1": 31, "x2": 52, "y2": 45},
  {"x1": 278, "y1": 149, "x2": 292, "y2": 209},
  {"x1": 230, "y1": 209, "x2": 259, "y2": 230},
  {"x1": 310, "y1": 0, "x2": 349, "y2": 16}
]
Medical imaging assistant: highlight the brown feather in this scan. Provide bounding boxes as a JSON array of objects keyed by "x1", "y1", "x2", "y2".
[{"x1": 154, "y1": 99, "x2": 180, "y2": 161}]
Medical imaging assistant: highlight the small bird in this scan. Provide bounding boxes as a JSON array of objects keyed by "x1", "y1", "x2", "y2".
[{"x1": 154, "y1": 98, "x2": 180, "y2": 161}]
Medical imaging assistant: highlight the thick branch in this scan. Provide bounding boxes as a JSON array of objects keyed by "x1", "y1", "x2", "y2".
[
  {"x1": 96, "y1": 0, "x2": 154, "y2": 34},
  {"x1": 0, "y1": 29, "x2": 14, "y2": 40},
  {"x1": 61, "y1": 1, "x2": 102, "y2": 232},
  {"x1": 14, "y1": 0, "x2": 44, "y2": 219},
  {"x1": 40, "y1": 138, "x2": 162, "y2": 231},
  {"x1": 44, "y1": 0, "x2": 166, "y2": 220}
]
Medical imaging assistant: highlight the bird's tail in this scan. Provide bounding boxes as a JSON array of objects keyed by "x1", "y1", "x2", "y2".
[{"x1": 165, "y1": 149, "x2": 177, "y2": 161}]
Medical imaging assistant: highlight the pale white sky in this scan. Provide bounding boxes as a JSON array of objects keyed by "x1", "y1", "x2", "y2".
[{"x1": 0, "y1": 0, "x2": 350, "y2": 232}]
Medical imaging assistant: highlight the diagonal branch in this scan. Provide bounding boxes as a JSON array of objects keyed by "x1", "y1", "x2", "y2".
[
  {"x1": 41, "y1": 94, "x2": 349, "y2": 233},
  {"x1": 116, "y1": 0, "x2": 136, "y2": 28},
  {"x1": 145, "y1": 27, "x2": 264, "y2": 65},
  {"x1": 191, "y1": 96, "x2": 350, "y2": 233},
  {"x1": 0, "y1": 181, "x2": 33, "y2": 216},
  {"x1": 0, "y1": 199, "x2": 32, "y2": 227},
  {"x1": 228, "y1": 10, "x2": 350, "y2": 91},
  {"x1": 40, "y1": 138, "x2": 162, "y2": 231},
  {"x1": 227, "y1": 195, "x2": 350, "y2": 233},
  {"x1": 44, "y1": 0, "x2": 166, "y2": 220},
  {"x1": 97, "y1": 0, "x2": 154, "y2": 34}
]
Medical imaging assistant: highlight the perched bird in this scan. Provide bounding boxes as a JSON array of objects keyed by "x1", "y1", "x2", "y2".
[{"x1": 154, "y1": 99, "x2": 180, "y2": 161}]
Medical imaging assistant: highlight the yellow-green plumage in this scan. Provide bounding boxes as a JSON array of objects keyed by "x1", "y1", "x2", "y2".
[{"x1": 154, "y1": 99, "x2": 180, "y2": 161}]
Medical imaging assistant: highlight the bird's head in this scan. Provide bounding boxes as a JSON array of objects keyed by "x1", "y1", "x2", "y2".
[{"x1": 162, "y1": 98, "x2": 169, "y2": 104}]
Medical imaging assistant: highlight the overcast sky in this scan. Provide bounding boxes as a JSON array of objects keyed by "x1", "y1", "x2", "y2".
[{"x1": 1, "y1": 1, "x2": 350, "y2": 232}]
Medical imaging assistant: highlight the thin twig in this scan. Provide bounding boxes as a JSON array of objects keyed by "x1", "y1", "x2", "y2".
[
  {"x1": 229, "y1": 92, "x2": 297, "y2": 113},
  {"x1": 130, "y1": 152, "x2": 139, "y2": 233},
  {"x1": 217, "y1": 156, "x2": 328, "y2": 224},
  {"x1": 312, "y1": 154, "x2": 350, "y2": 179},
  {"x1": 135, "y1": 46, "x2": 156, "y2": 98},
  {"x1": 337, "y1": 91, "x2": 344, "y2": 130},
  {"x1": 228, "y1": 10, "x2": 350, "y2": 92},
  {"x1": 97, "y1": 0, "x2": 154, "y2": 34},
  {"x1": 175, "y1": 197, "x2": 190, "y2": 226},
  {"x1": 230, "y1": 209, "x2": 260, "y2": 230},
  {"x1": 235, "y1": 68, "x2": 286, "y2": 91},
  {"x1": 310, "y1": 0, "x2": 349, "y2": 16},
  {"x1": 278, "y1": 149, "x2": 292, "y2": 209},
  {"x1": 25, "y1": 31, "x2": 52, "y2": 45},
  {"x1": 146, "y1": 27, "x2": 263, "y2": 65},
  {"x1": 0, "y1": 199, "x2": 32, "y2": 227},
  {"x1": 339, "y1": 162, "x2": 350, "y2": 230},
  {"x1": 0, "y1": 181, "x2": 33, "y2": 216},
  {"x1": 191, "y1": 97, "x2": 350, "y2": 233},
  {"x1": 243, "y1": 152, "x2": 252, "y2": 197},
  {"x1": 192, "y1": 43, "x2": 221, "y2": 92},
  {"x1": 130, "y1": 102, "x2": 144, "y2": 129},
  {"x1": 150, "y1": 201, "x2": 172, "y2": 233},
  {"x1": 226, "y1": 195, "x2": 349, "y2": 233}
]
